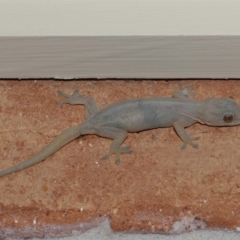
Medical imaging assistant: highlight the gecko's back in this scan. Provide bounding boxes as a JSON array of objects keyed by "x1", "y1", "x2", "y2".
[{"x1": 87, "y1": 97, "x2": 200, "y2": 132}]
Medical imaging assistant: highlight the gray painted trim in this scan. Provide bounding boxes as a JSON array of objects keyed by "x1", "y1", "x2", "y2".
[{"x1": 0, "y1": 36, "x2": 240, "y2": 79}]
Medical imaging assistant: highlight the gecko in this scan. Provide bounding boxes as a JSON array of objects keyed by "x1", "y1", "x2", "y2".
[{"x1": 0, "y1": 85, "x2": 240, "y2": 178}]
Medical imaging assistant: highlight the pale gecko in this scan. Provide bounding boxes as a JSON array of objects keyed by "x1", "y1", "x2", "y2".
[{"x1": 0, "y1": 85, "x2": 239, "y2": 178}]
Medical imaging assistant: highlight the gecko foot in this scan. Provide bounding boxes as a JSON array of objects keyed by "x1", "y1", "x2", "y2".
[
  {"x1": 56, "y1": 89, "x2": 85, "y2": 105},
  {"x1": 101, "y1": 145, "x2": 132, "y2": 165},
  {"x1": 118, "y1": 145, "x2": 133, "y2": 154},
  {"x1": 173, "y1": 84, "x2": 196, "y2": 99},
  {"x1": 180, "y1": 136, "x2": 200, "y2": 150}
]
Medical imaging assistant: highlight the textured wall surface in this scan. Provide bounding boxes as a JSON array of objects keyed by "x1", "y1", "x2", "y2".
[{"x1": 0, "y1": 80, "x2": 239, "y2": 238}]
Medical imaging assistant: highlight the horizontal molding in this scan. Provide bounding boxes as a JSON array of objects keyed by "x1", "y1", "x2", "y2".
[{"x1": 1, "y1": 36, "x2": 240, "y2": 79}]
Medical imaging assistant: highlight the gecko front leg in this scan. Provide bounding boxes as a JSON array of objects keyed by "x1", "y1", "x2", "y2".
[
  {"x1": 173, "y1": 120, "x2": 200, "y2": 150},
  {"x1": 172, "y1": 84, "x2": 196, "y2": 99}
]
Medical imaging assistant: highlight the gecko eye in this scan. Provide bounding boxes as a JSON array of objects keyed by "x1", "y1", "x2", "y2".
[{"x1": 223, "y1": 113, "x2": 233, "y2": 123}]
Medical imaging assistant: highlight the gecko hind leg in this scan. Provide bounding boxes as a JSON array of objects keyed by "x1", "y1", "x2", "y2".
[
  {"x1": 95, "y1": 126, "x2": 132, "y2": 165},
  {"x1": 103, "y1": 145, "x2": 132, "y2": 165},
  {"x1": 57, "y1": 89, "x2": 99, "y2": 120}
]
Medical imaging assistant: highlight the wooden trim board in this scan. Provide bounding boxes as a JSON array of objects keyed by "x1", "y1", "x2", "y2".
[
  {"x1": 1, "y1": 36, "x2": 240, "y2": 79},
  {"x1": 0, "y1": 1, "x2": 240, "y2": 79}
]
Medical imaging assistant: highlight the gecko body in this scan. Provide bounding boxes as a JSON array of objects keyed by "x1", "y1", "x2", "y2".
[{"x1": 1, "y1": 86, "x2": 240, "y2": 178}]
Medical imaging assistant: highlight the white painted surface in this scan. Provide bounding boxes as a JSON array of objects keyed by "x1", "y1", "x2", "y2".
[
  {"x1": 0, "y1": 0, "x2": 240, "y2": 36},
  {"x1": 31, "y1": 220, "x2": 240, "y2": 240},
  {"x1": 0, "y1": 0, "x2": 240, "y2": 79}
]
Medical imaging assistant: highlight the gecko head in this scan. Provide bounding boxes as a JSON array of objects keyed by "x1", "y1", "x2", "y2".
[{"x1": 198, "y1": 98, "x2": 240, "y2": 126}]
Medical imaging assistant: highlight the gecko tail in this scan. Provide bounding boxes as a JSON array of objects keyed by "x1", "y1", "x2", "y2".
[{"x1": 0, "y1": 124, "x2": 85, "y2": 178}]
